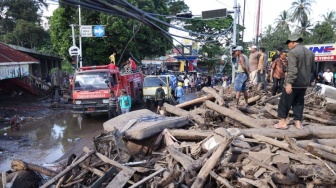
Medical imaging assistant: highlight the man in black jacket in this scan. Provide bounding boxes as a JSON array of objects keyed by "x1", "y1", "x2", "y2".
[{"x1": 274, "y1": 34, "x2": 315, "y2": 130}]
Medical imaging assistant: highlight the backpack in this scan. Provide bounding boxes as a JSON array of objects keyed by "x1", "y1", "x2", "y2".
[{"x1": 157, "y1": 89, "x2": 164, "y2": 100}]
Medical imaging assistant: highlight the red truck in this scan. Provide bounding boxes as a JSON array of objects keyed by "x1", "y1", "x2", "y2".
[{"x1": 72, "y1": 64, "x2": 144, "y2": 114}]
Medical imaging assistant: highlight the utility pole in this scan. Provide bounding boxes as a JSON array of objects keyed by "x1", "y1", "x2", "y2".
[
  {"x1": 242, "y1": 0, "x2": 246, "y2": 43},
  {"x1": 255, "y1": 0, "x2": 261, "y2": 46},
  {"x1": 79, "y1": 5, "x2": 83, "y2": 68},
  {"x1": 231, "y1": 0, "x2": 238, "y2": 83}
]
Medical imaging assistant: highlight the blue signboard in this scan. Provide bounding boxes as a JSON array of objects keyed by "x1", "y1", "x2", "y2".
[{"x1": 93, "y1": 25, "x2": 105, "y2": 37}]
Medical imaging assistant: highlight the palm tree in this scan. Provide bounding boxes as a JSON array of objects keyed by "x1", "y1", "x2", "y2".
[
  {"x1": 275, "y1": 10, "x2": 290, "y2": 30},
  {"x1": 322, "y1": 11, "x2": 336, "y2": 28},
  {"x1": 288, "y1": 0, "x2": 315, "y2": 23},
  {"x1": 295, "y1": 15, "x2": 313, "y2": 36}
]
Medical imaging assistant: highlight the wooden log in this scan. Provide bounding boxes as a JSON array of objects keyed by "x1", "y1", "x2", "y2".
[
  {"x1": 290, "y1": 164, "x2": 335, "y2": 184},
  {"x1": 41, "y1": 147, "x2": 95, "y2": 188},
  {"x1": 163, "y1": 103, "x2": 205, "y2": 124},
  {"x1": 307, "y1": 142, "x2": 336, "y2": 155},
  {"x1": 271, "y1": 171, "x2": 299, "y2": 185},
  {"x1": 239, "y1": 95, "x2": 261, "y2": 106},
  {"x1": 306, "y1": 147, "x2": 336, "y2": 163},
  {"x1": 260, "y1": 93, "x2": 282, "y2": 104},
  {"x1": 204, "y1": 100, "x2": 275, "y2": 128},
  {"x1": 297, "y1": 139, "x2": 336, "y2": 148},
  {"x1": 326, "y1": 103, "x2": 336, "y2": 114},
  {"x1": 264, "y1": 103, "x2": 278, "y2": 118},
  {"x1": 191, "y1": 136, "x2": 236, "y2": 188},
  {"x1": 202, "y1": 87, "x2": 224, "y2": 106},
  {"x1": 241, "y1": 125, "x2": 336, "y2": 139},
  {"x1": 247, "y1": 155, "x2": 280, "y2": 173},
  {"x1": 158, "y1": 170, "x2": 181, "y2": 187},
  {"x1": 209, "y1": 171, "x2": 233, "y2": 188},
  {"x1": 167, "y1": 146, "x2": 196, "y2": 171},
  {"x1": 168, "y1": 129, "x2": 213, "y2": 141},
  {"x1": 251, "y1": 134, "x2": 298, "y2": 154},
  {"x1": 11, "y1": 160, "x2": 58, "y2": 177},
  {"x1": 175, "y1": 95, "x2": 214, "y2": 108},
  {"x1": 129, "y1": 168, "x2": 165, "y2": 188},
  {"x1": 237, "y1": 106, "x2": 260, "y2": 114}
]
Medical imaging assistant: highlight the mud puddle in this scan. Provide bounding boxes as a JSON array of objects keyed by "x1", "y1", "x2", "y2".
[{"x1": 0, "y1": 112, "x2": 106, "y2": 172}]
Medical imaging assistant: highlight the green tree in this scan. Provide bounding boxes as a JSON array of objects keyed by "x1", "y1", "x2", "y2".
[
  {"x1": 167, "y1": 0, "x2": 189, "y2": 15},
  {"x1": 50, "y1": 0, "x2": 173, "y2": 67},
  {"x1": 308, "y1": 22, "x2": 335, "y2": 44},
  {"x1": 275, "y1": 10, "x2": 290, "y2": 30},
  {"x1": 288, "y1": 0, "x2": 315, "y2": 23},
  {"x1": 321, "y1": 11, "x2": 336, "y2": 29},
  {"x1": 259, "y1": 26, "x2": 290, "y2": 52}
]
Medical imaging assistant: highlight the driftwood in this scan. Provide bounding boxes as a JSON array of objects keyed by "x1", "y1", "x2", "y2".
[
  {"x1": 239, "y1": 95, "x2": 261, "y2": 106},
  {"x1": 41, "y1": 147, "x2": 95, "y2": 188},
  {"x1": 202, "y1": 87, "x2": 224, "y2": 106},
  {"x1": 209, "y1": 171, "x2": 233, "y2": 188},
  {"x1": 163, "y1": 103, "x2": 205, "y2": 124},
  {"x1": 11, "y1": 160, "x2": 58, "y2": 177},
  {"x1": 191, "y1": 136, "x2": 236, "y2": 188},
  {"x1": 326, "y1": 103, "x2": 336, "y2": 114},
  {"x1": 167, "y1": 146, "x2": 196, "y2": 171},
  {"x1": 204, "y1": 100, "x2": 275, "y2": 128},
  {"x1": 242, "y1": 125, "x2": 336, "y2": 139},
  {"x1": 175, "y1": 95, "x2": 214, "y2": 108},
  {"x1": 129, "y1": 168, "x2": 165, "y2": 188},
  {"x1": 307, "y1": 142, "x2": 336, "y2": 155},
  {"x1": 297, "y1": 139, "x2": 336, "y2": 148},
  {"x1": 168, "y1": 129, "x2": 213, "y2": 141},
  {"x1": 158, "y1": 170, "x2": 181, "y2": 187}
]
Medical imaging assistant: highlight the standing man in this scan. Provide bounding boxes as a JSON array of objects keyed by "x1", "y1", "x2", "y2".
[
  {"x1": 257, "y1": 47, "x2": 268, "y2": 92},
  {"x1": 249, "y1": 45, "x2": 259, "y2": 86},
  {"x1": 233, "y1": 46, "x2": 249, "y2": 106},
  {"x1": 271, "y1": 47, "x2": 283, "y2": 67},
  {"x1": 108, "y1": 91, "x2": 119, "y2": 119},
  {"x1": 119, "y1": 89, "x2": 131, "y2": 114},
  {"x1": 175, "y1": 82, "x2": 184, "y2": 104},
  {"x1": 129, "y1": 57, "x2": 137, "y2": 70},
  {"x1": 270, "y1": 51, "x2": 288, "y2": 96},
  {"x1": 274, "y1": 34, "x2": 315, "y2": 130},
  {"x1": 109, "y1": 52, "x2": 116, "y2": 64},
  {"x1": 323, "y1": 68, "x2": 333, "y2": 86},
  {"x1": 155, "y1": 83, "x2": 165, "y2": 114}
]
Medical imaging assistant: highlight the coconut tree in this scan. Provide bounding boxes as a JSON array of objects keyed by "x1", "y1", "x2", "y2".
[
  {"x1": 322, "y1": 11, "x2": 336, "y2": 29},
  {"x1": 296, "y1": 15, "x2": 313, "y2": 36},
  {"x1": 275, "y1": 10, "x2": 290, "y2": 30},
  {"x1": 288, "y1": 0, "x2": 315, "y2": 23}
]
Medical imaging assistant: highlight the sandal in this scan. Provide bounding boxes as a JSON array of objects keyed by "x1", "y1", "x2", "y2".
[
  {"x1": 274, "y1": 123, "x2": 289, "y2": 130},
  {"x1": 295, "y1": 122, "x2": 304, "y2": 130}
]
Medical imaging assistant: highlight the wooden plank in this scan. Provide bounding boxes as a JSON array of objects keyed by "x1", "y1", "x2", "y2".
[{"x1": 106, "y1": 170, "x2": 134, "y2": 188}]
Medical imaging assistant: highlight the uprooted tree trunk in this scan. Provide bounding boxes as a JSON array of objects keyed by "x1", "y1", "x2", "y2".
[
  {"x1": 163, "y1": 103, "x2": 205, "y2": 124},
  {"x1": 11, "y1": 160, "x2": 58, "y2": 177},
  {"x1": 204, "y1": 100, "x2": 275, "y2": 128},
  {"x1": 202, "y1": 87, "x2": 225, "y2": 106},
  {"x1": 175, "y1": 95, "x2": 214, "y2": 108}
]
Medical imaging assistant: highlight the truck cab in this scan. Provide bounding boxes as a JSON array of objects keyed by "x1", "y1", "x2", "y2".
[
  {"x1": 142, "y1": 75, "x2": 177, "y2": 106},
  {"x1": 72, "y1": 64, "x2": 144, "y2": 114}
]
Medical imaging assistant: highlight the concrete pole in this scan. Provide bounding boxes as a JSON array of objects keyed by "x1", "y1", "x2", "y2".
[
  {"x1": 231, "y1": 0, "x2": 238, "y2": 83},
  {"x1": 71, "y1": 24, "x2": 76, "y2": 46},
  {"x1": 79, "y1": 5, "x2": 83, "y2": 68}
]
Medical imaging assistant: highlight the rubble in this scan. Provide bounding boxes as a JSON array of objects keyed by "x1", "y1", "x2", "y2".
[{"x1": 3, "y1": 84, "x2": 336, "y2": 187}]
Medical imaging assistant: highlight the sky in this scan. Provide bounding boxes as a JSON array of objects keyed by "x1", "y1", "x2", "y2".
[{"x1": 172, "y1": 0, "x2": 336, "y2": 43}]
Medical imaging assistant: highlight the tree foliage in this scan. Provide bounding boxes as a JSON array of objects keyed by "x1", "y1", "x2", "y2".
[{"x1": 50, "y1": 0, "x2": 176, "y2": 67}]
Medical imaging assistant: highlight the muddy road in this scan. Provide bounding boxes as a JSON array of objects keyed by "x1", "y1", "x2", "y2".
[
  {"x1": 0, "y1": 112, "x2": 106, "y2": 172},
  {"x1": 0, "y1": 92, "x2": 197, "y2": 172}
]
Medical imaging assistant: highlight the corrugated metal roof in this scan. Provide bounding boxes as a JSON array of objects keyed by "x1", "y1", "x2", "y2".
[{"x1": 0, "y1": 43, "x2": 39, "y2": 65}]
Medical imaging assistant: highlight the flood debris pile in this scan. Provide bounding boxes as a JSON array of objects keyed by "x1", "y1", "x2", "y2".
[{"x1": 4, "y1": 84, "x2": 336, "y2": 187}]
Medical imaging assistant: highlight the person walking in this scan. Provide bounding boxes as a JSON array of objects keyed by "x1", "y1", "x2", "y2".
[
  {"x1": 274, "y1": 34, "x2": 315, "y2": 130},
  {"x1": 155, "y1": 83, "x2": 165, "y2": 114},
  {"x1": 249, "y1": 45, "x2": 259, "y2": 86},
  {"x1": 257, "y1": 47, "x2": 268, "y2": 93},
  {"x1": 108, "y1": 91, "x2": 119, "y2": 119},
  {"x1": 175, "y1": 82, "x2": 184, "y2": 104},
  {"x1": 233, "y1": 46, "x2": 249, "y2": 106},
  {"x1": 270, "y1": 51, "x2": 288, "y2": 96},
  {"x1": 119, "y1": 89, "x2": 131, "y2": 114}
]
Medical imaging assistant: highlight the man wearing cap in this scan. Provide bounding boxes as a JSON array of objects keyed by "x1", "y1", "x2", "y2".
[
  {"x1": 249, "y1": 45, "x2": 259, "y2": 86},
  {"x1": 233, "y1": 46, "x2": 249, "y2": 106},
  {"x1": 274, "y1": 34, "x2": 315, "y2": 130}
]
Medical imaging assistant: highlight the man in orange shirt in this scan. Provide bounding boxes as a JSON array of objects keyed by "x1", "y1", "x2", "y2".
[{"x1": 270, "y1": 51, "x2": 287, "y2": 96}]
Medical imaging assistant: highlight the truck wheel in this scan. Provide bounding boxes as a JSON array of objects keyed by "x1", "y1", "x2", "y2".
[{"x1": 146, "y1": 100, "x2": 151, "y2": 108}]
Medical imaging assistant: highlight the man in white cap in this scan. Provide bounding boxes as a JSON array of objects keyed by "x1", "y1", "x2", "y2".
[
  {"x1": 274, "y1": 34, "x2": 315, "y2": 130},
  {"x1": 233, "y1": 46, "x2": 249, "y2": 106},
  {"x1": 249, "y1": 45, "x2": 259, "y2": 86}
]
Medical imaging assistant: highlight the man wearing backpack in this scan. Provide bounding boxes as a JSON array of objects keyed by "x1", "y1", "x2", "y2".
[{"x1": 155, "y1": 83, "x2": 165, "y2": 114}]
